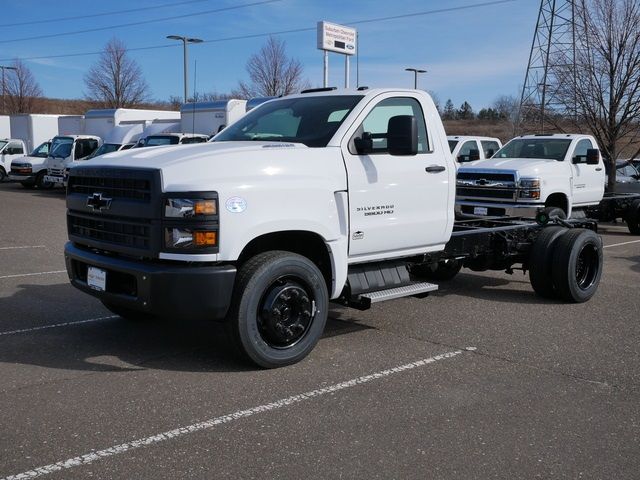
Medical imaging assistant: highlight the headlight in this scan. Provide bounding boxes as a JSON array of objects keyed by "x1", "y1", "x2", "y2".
[
  {"x1": 165, "y1": 198, "x2": 217, "y2": 217},
  {"x1": 519, "y1": 178, "x2": 540, "y2": 188},
  {"x1": 519, "y1": 178, "x2": 541, "y2": 199},
  {"x1": 164, "y1": 228, "x2": 217, "y2": 249}
]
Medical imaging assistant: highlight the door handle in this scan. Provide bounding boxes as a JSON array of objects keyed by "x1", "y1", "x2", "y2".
[
  {"x1": 425, "y1": 165, "x2": 446, "y2": 173},
  {"x1": 595, "y1": 167, "x2": 603, "y2": 171}
]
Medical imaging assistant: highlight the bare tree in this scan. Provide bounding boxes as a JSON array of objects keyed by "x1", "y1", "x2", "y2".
[
  {"x1": 554, "y1": 0, "x2": 640, "y2": 189},
  {"x1": 84, "y1": 38, "x2": 150, "y2": 108},
  {"x1": 237, "y1": 36, "x2": 308, "y2": 97},
  {"x1": 492, "y1": 95, "x2": 519, "y2": 124},
  {"x1": 5, "y1": 59, "x2": 43, "y2": 114}
]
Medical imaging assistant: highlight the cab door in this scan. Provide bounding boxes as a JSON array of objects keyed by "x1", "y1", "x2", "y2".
[
  {"x1": 342, "y1": 95, "x2": 451, "y2": 258},
  {"x1": 571, "y1": 138, "x2": 605, "y2": 204}
]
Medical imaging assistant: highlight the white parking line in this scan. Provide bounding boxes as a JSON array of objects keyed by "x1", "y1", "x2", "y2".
[
  {"x1": 0, "y1": 245, "x2": 46, "y2": 251},
  {"x1": 0, "y1": 270, "x2": 66, "y2": 280},
  {"x1": 0, "y1": 349, "x2": 464, "y2": 480},
  {"x1": 603, "y1": 239, "x2": 640, "y2": 249},
  {"x1": 0, "y1": 316, "x2": 118, "y2": 337}
]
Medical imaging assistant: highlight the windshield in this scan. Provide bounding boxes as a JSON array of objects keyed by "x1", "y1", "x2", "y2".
[
  {"x1": 448, "y1": 140, "x2": 458, "y2": 152},
  {"x1": 213, "y1": 95, "x2": 362, "y2": 148},
  {"x1": 493, "y1": 138, "x2": 572, "y2": 161},
  {"x1": 30, "y1": 142, "x2": 50, "y2": 158},
  {"x1": 87, "y1": 143, "x2": 121, "y2": 159},
  {"x1": 49, "y1": 137, "x2": 74, "y2": 159},
  {"x1": 145, "y1": 136, "x2": 179, "y2": 147},
  {"x1": 0, "y1": 141, "x2": 7, "y2": 151}
]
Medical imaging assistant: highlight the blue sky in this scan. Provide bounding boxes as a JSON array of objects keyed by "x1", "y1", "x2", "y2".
[{"x1": 0, "y1": 0, "x2": 539, "y2": 109}]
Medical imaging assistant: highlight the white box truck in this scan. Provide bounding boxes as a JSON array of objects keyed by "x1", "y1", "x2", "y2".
[
  {"x1": 58, "y1": 115, "x2": 85, "y2": 136},
  {"x1": 0, "y1": 115, "x2": 10, "y2": 138},
  {"x1": 9, "y1": 114, "x2": 60, "y2": 152},
  {"x1": 84, "y1": 109, "x2": 180, "y2": 139},
  {"x1": 180, "y1": 100, "x2": 247, "y2": 136}
]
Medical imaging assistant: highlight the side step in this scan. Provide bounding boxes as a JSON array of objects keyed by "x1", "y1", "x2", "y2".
[{"x1": 352, "y1": 282, "x2": 438, "y2": 310}]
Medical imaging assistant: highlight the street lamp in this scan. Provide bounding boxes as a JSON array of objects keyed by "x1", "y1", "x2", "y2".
[
  {"x1": 1, "y1": 65, "x2": 17, "y2": 114},
  {"x1": 166, "y1": 35, "x2": 204, "y2": 103},
  {"x1": 405, "y1": 67, "x2": 426, "y2": 89}
]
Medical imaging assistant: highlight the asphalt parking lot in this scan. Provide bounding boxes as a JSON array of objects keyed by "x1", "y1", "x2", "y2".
[{"x1": 0, "y1": 180, "x2": 639, "y2": 480}]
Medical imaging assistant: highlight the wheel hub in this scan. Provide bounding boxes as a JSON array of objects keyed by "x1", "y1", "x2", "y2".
[{"x1": 259, "y1": 280, "x2": 314, "y2": 348}]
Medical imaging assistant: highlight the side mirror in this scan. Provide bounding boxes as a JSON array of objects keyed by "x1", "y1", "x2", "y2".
[
  {"x1": 354, "y1": 132, "x2": 373, "y2": 155},
  {"x1": 586, "y1": 148, "x2": 600, "y2": 165},
  {"x1": 469, "y1": 149, "x2": 481, "y2": 161},
  {"x1": 387, "y1": 115, "x2": 418, "y2": 156}
]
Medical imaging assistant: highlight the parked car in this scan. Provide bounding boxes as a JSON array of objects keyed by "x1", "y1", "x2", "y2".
[{"x1": 607, "y1": 160, "x2": 640, "y2": 194}]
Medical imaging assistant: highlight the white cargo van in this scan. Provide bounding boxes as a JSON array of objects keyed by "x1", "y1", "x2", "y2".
[
  {"x1": 9, "y1": 141, "x2": 52, "y2": 188},
  {"x1": 0, "y1": 138, "x2": 26, "y2": 181}
]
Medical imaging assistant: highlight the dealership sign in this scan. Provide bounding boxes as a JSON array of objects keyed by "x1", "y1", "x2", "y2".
[{"x1": 317, "y1": 21, "x2": 357, "y2": 56}]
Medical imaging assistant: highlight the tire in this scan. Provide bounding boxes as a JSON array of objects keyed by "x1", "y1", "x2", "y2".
[
  {"x1": 538, "y1": 206, "x2": 567, "y2": 223},
  {"x1": 0, "y1": 167, "x2": 6, "y2": 182},
  {"x1": 623, "y1": 199, "x2": 640, "y2": 235},
  {"x1": 551, "y1": 229, "x2": 603, "y2": 303},
  {"x1": 20, "y1": 181, "x2": 36, "y2": 189},
  {"x1": 227, "y1": 251, "x2": 328, "y2": 368},
  {"x1": 528, "y1": 226, "x2": 565, "y2": 299},
  {"x1": 36, "y1": 171, "x2": 54, "y2": 190},
  {"x1": 101, "y1": 301, "x2": 156, "y2": 321},
  {"x1": 411, "y1": 259, "x2": 462, "y2": 281}
]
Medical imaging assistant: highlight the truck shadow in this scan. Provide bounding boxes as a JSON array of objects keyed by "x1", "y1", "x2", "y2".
[
  {"x1": 432, "y1": 272, "x2": 564, "y2": 305},
  {"x1": 610, "y1": 254, "x2": 640, "y2": 274},
  {"x1": 0, "y1": 283, "x2": 372, "y2": 374}
]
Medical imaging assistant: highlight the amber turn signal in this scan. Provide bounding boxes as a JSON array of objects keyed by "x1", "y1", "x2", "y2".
[
  {"x1": 194, "y1": 200, "x2": 217, "y2": 215},
  {"x1": 194, "y1": 231, "x2": 217, "y2": 247}
]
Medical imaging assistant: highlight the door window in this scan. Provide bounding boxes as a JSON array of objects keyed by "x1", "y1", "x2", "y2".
[
  {"x1": 350, "y1": 97, "x2": 429, "y2": 154},
  {"x1": 481, "y1": 140, "x2": 500, "y2": 158},
  {"x1": 7, "y1": 142, "x2": 24, "y2": 155},
  {"x1": 457, "y1": 140, "x2": 478, "y2": 161},
  {"x1": 573, "y1": 139, "x2": 594, "y2": 162}
]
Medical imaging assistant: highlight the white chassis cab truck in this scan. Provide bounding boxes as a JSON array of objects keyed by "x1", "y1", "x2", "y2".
[
  {"x1": 44, "y1": 135, "x2": 101, "y2": 187},
  {"x1": 456, "y1": 134, "x2": 640, "y2": 234},
  {"x1": 64, "y1": 89, "x2": 604, "y2": 368}
]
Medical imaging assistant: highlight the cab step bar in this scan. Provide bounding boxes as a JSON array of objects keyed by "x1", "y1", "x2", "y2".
[{"x1": 349, "y1": 282, "x2": 438, "y2": 310}]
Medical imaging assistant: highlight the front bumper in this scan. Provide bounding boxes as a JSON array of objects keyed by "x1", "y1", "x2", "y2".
[
  {"x1": 456, "y1": 200, "x2": 542, "y2": 218},
  {"x1": 9, "y1": 173, "x2": 35, "y2": 182},
  {"x1": 64, "y1": 242, "x2": 236, "y2": 320}
]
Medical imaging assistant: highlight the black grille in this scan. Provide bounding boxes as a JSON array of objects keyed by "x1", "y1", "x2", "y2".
[
  {"x1": 69, "y1": 214, "x2": 151, "y2": 250},
  {"x1": 457, "y1": 172, "x2": 515, "y2": 182},
  {"x1": 457, "y1": 187, "x2": 515, "y2": 199},
  {"x1": 68, "y1": 176, "x2": 152, "y2": 202}
]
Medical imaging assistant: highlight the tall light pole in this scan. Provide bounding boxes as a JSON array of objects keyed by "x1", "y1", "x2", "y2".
[
  {"x1": 405, "y1": 67, "x2": 426, "y2": 89},
  {"x1": 166, "y1": 35, "x2": 203, "y2": 103},
  {"x1": 1, "y1": 65, "x2": 17, "y2": 114}
]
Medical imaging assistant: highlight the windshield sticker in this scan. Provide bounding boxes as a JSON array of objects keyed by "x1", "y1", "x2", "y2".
[{"x1": 226, "y1": 197, "x2": 247, "y2": 213}]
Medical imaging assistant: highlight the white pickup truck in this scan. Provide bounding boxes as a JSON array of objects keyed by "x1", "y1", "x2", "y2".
[
  {"x1": 448, "y1": 135, "x2": 502, "y2": 164},
  {"x1": 63, "y1": 88, "x2": 604, "y2": 368},
  {"x1": 0, "y1": 138, "x2": 27, "y2": 182}
]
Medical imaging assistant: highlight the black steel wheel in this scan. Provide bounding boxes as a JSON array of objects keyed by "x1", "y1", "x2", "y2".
[
  {"x1": 0, "y1": 167, "x2": 6, "y2": 182},
  {"x1": 528, "y1": 226, "x2": 565, "y2": 299},
  {"x1": 624, "y1": 199, "x2": 640, "y2": 235},
  {"x1": 551, "y1": 229, "x2": 603, "y2": 303},
  {"x1": 411, "y1": 259, "x2": 461, "y2": 281},
  {"x1": 227, "y1": 251, "x2": 328, "y2": 368}
]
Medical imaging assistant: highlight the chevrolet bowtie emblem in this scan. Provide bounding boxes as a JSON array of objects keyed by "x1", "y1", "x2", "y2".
[{"x1": 86, "y1": 193, "x2": 112, "y2": 212}]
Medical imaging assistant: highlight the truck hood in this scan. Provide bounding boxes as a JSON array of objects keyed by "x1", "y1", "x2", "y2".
[
  {"x1": 458, "y1": 157, "x2": 559, "y2": 177},
  {"x1": 71, "y1": 141, "x2": 336, "y2": 191}
]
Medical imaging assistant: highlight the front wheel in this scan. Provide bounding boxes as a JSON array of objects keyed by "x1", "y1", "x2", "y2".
[
  {"x1": 0, "y1": 167, "x2": 6, "y2": 182},
  {"x1": 551, "y1": 229, "x2": 603, "y2": 303},
  {"x1": 36, "y1": 171, "x2": 54, "y2": 189},
  {"x1": 227, "y1": 251, "x2": 328, "y2": 368}
]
